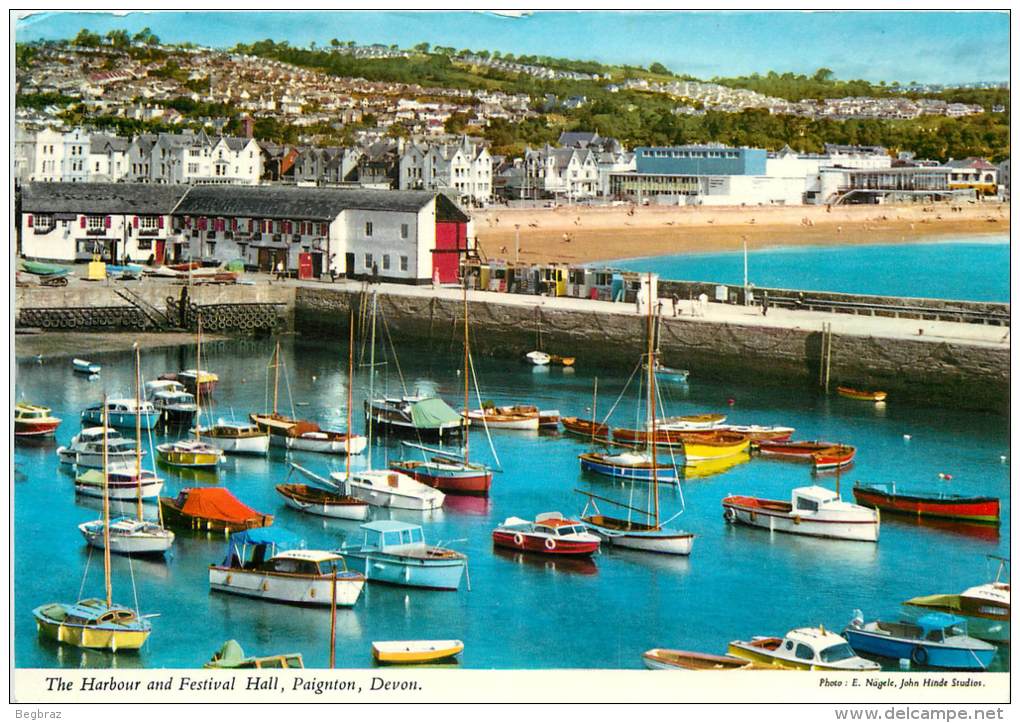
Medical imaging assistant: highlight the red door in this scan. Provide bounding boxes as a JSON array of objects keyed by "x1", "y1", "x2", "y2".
[
  {"x1": 434, "y1": 221, "x2": 466, "y2": 283},
  {"x1": 298, "y1": 252, "x2": 313, "y2": 280},
  {"x1": 154, "y1": 240, "x2": 166, "y2": 265}
]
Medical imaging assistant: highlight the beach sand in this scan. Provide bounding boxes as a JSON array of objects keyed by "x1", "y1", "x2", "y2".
[{"x1": 474, "y1": 202, "x2": 1009, "y2": 265}]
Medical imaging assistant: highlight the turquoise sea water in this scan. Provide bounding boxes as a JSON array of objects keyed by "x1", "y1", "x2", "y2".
[
  {"x1": 14, "y1": 336, "x2": 1010, "y2": 670},
  {"x1": 608, "y1": 237, "x2": 1010, "y2": 302}
]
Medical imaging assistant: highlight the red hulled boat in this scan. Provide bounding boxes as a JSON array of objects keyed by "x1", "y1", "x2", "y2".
[
  {"x1": 560, "y1": 416, "x2": 610, "y2": 441},
  {"x1": 14, "y1": 403, "x2": 61, "y2": 437},
  {"x1": 755, "y1": 440, "x2": 856, "y2": 470},
  {"x1": 390, "y1": 455, "x2": 492, "y2": 496},
  {"x1": 492, "y1": 512, "x2": 601, "y2": 557},
  {"x1": 852, "y1": 483, "x2": 1000, "y2": 525}
]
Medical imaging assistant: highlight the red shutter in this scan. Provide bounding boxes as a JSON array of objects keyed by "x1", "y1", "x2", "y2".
[
  {"x1": 320, "y1": 222, "x2": 328, "y2": 235},
  {"x1": 105, "y1": 216, "x2": 112, "y2": 228},
  {"x1": 26, "y1": 215, "x2": 33, "y2": 228},
  {"x1": 232, "y1": 218, "x2": 238, "y2": 230},
  {"x1": 80, "y1": 216, "x2": 86, "y2": 229},
  {"x1": 185, "y1": 216, "x2": 191, "y2": 228},
  {"x1": 199, "y1": 217, "x2": 207, "y2": 230},
  {"x1": 133, "y1": 216, "x2": 139, "y2": 228},
  {"x1": 248, "y1": 219, "x2": 254, "y2": 232},
  {"x1": 158, "y1": 215, "x2": 165, "y2": 229}
]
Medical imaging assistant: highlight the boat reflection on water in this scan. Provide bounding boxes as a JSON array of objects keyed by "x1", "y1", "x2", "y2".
[
  {"x1": 74, "y1": 494, "x2": 162, "y2": 522},
  {"x1": 209, "y1": 590, "x2": 363, "y2": 640},
  {"x1": 491, "y1": 546, "x2": 598, "y2": 576},
  {"x1": 41, "y1": 637, "x2": 148, "y2": 669},
  {"x1": 605, "y1": 546, "x2": 692, "y2": 576},
  {"x1": 443, "y1": 494, "x2": 492, "y2": 516},
  {"x1": 812, "y1": 462, "x2": 855, "y2": 478},
  {"x1": 882, "y1": 515, "x2": 1001, "y2": 543},
  {"x1": 157, "y1": 460, "x2": 220, "y2": 485},
  {"x1": 15, "y1": 435, "x2": 58, "y2": 450},
  {"x1": 683, "y1": 452, "x2": 750, "y2": 480},
  {"x1": 722, "y1": 522, "x2": 880, "y2": 570}
]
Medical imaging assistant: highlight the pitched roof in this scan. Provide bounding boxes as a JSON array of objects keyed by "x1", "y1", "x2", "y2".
[
  {"x1": 174, "y1": 185, "x2": 440, "y2": 220},
  {"x1": 21, "y1": 182, "x2": 188, "y2": 214}
]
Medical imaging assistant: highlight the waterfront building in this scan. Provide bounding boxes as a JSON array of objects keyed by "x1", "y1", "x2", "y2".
[
  {"x1": 819, "y1": 166, "x2": 955, "y2": 204},
  {"x1": 997, "y1": 159, "x2": 1009, "y2": 200},
  {"x1": 513, "y1": 144, "x2": 600, "y2": 200},
  {"x1": 634, "y1": 145, "x2": 768, "y2": 176},
  {"x1": 944, "y1": 158, "x2": 999, "y2": 196},
  {"x1": 399, "y1": 136, "x2": 494, "y2": 206},
  {"x1": 19, "y1": 183, "x2": 474, "y2": 283},
  {"x1": 20, "y1": 182, "x2": 186, "y2": 263}
]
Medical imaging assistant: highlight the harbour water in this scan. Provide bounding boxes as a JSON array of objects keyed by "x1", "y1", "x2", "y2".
[
  {"x1": 609, "y1": 237, "x2": 1010, "y2": 302},
  {"x1": 14, "y1": 334, "x2": 1010, "y2": 670}
]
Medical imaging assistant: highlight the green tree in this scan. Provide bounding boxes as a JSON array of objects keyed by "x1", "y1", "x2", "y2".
[
  {"x1": 649, "y1": 62, "x2": 670, "y2": 75},
  {"x1": 414, "y1": 42, "x2": 430, "y2": 53},
  {"x1": 105, "y1": 29, "x2": 131, "y2": 49},
  {"x1": 73, "y1": 29, "x2": 102, "y2": 47}
]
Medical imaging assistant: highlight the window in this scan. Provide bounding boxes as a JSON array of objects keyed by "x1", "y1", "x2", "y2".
[
  {"x1": 818, "y1": 644, "x2": 856, "y2": 663},
  {"x1": 365, "y1": 221, "x2": 373, "y2": 236},
  {"x1": 795, "y1": 497, "x2": 819, "y2": 512},
  {"x1": 364, "y1": 253, "x2": 373, "y2": 269},
  {"x1": 137, "y1": 237, "x2": 152, "y2": 250},
  {"x1": 139, "y1": 216, "x2": 159, "y2": 230},
  {"x1": 382, "y1": 254, "x2": 390, "y2": 271},
  {"x1": 86, "y1": 216, "x2": 105, "y2": 231},
  {"x1": 794, "y1": 644, "x2": 814, "y2": 661},
  {"x1": 188, "y1": 163, "x2": 199, "y2": 173},
  {"x1": 33, "y1": 214, "x2": 54, "y2": 231},
  {"x1": 399, "y1": 255, "x2": 408, "y2": 272},
  {"x1": 400, "y1": 223, "x2": 409, "y2": 239}
]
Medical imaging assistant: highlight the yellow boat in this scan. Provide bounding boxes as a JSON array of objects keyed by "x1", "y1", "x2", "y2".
[
  {"x1": 836, "y1": 386, "x2": 888, "y2": 402},
  {"x1": 683, "y1": 452, "x2": 751, "y2": 479},
  {"x1": 728, "y1": 627, "x2": 879, "y2": 671},
  {"x1": 372, "y1": 639, "x2": 464, "y2": 665},
  {"x1": 682, "y1": 431, "x2": 751, "y2": 461},
  {"x1": 156, "y1": 439, "x2": 224, "y2": 468},
  {"x1": 34, "y1": 599, "x2": 151, "y2": 651}
]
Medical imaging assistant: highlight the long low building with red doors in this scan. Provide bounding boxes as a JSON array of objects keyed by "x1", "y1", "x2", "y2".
[{"x1": 18, "y1": 182, "x2": 474, "y2": 284}]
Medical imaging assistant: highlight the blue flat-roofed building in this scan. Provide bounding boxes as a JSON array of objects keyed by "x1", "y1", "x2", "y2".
[{"x1": 635, "y1": 145, "x2": 767, "y2": 176}]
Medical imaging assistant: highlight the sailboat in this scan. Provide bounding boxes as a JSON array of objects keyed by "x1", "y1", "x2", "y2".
[
  {"x1": 250, "y1": 341, "x2": 367, "y2": 455},
  {"x1": 156, "y1": 317, "x2": 225, "y2": 469},
  {"x1": 336, "y1": 292, "x2": 445, "y2": 511},
  {"x1": 579, "y1": 275, "x2": 695, "y2": 556},
  {"x1": 80, "y1": 345, "x2": 175, "y2": 556},
  {"x1": 390, "y1": 282, "x2": 495, "y2": 496},
  {"x1": 34, "y1": 396, "x2": 155, "y2": 650},
  {"x1": 275, "y1": 313, "x2": 371, "y2": 521}
]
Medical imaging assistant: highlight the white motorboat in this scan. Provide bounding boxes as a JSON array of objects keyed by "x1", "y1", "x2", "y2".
[
  {"x1": 524, "y1": 350, "x2": 551, "y2": 366},
  {"x1": 722, "y1": 485, "x2": 880, "y2": 542},
  {"x1": 208, "y1": 528, "x2": 365, "y2": 607},
  {"x1": 336, "y1": 469, "x2": 446, "y2": 511},
  {"x1": 463, "y1": 406, "x2": 541, "y2": 431},
  {"x1": 277, "y1": 464, "x2": 370, "y2": 521},
  {"x1": 79, "y1": 517, "x2": 175, "y2": 556},
  {"x1": 192, "y1": 420, "x2": 270, "y2": 455},
  {"x1": 144, "y1": 379, "x2": 198, "y2": 425},
  {"x1": 57, "y1": 427, "x2": 145, "y2": 468},
  {"x1": 73, "y1": 358, "x2": 101, "y2": 375},
  {"x1": 81, "y1": 398, "x2": 160, "y2": 430},
  {"x1": 75, "y1": 468, "x2": 163, "y2": 501}
]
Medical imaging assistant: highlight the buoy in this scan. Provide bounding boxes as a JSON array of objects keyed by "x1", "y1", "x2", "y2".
[
  {"x1": 727, "y1": 398, "x2": 735, "y2": 406},
  {"x1": 903, "y1": 434, "x2": 911, "y2": 440},
  {"x1": 312, "y1": 375, "x2": 317, "y2": 382},
  {"x1": 1000, "y1": 455, "x2": 1007, "y2": 463}
]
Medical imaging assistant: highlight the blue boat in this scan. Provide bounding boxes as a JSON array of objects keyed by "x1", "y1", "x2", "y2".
[
  {"x1": 843, "y1": 612, "x2": 997, "y2": 670},
  {"x1": 81, "y1": 399, "x2": 160, "y2": 430},
  {"x1": 338, "y1": 520, "x2": 467, "y2": 591},
  {"x1": 578, "y1": 451, "x2": 680, "y2": 483}
]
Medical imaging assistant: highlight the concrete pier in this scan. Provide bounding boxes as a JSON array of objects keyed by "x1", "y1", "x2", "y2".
[{"x1": 294, "y1": 280, "x2": 1009, "y2": 414}]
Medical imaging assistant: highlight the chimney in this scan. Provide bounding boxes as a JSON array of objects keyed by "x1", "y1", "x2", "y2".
[{"x1": 242, "y1": 115, "x2": 255, "y2": 139}]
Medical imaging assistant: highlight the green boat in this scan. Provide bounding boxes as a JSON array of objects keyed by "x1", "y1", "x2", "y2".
[
  {"x1": 203, "y1": 640, "x2": 304, "y2": 669},
  {"x1": 21, "y1": 261, "x2": 70, "y2": 277}
]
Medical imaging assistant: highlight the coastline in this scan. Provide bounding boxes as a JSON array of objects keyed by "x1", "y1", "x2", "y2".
[
  {"x1": 13, "y1": 330, "x2": 231, "y2": 360},
  {"x1": 473, "y1": 202, "x2": 1010, "y2": 265}
]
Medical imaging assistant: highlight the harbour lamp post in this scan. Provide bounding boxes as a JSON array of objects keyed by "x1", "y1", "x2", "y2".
[{"x1": 514, "y1": 224, "x2": 520, "y2": 263}]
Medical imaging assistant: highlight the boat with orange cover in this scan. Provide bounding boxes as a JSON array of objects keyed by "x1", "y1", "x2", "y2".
[
  {"x1": 755, "y1": 440, "x2": 856, "y2": 470},
  {"x1": 837, "y1": 386, "x2": 887, "y2": 402},
  {"x1": 159, "y1": 487, "x2": 273, "y2": 533}
]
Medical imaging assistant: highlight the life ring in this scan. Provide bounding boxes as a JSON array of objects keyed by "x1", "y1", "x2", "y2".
[
  {"x1": 545, "y1": 537, "x2": 557, "y2": 551},
  {"x1": 723, "y1": 507, "x2": 736, "y2": 523},
  {"x1": 513, "y1": 533, "x2": 524, "y2": 546},
  {"x1": 793, "y1": 516, "x2": 802, "y2": 525},
  {"x1": 261, "y1": 581, "x2": 269, "y2": 592},
  {"x1": 309, "y1": 588, "x2": 316, "y2": 598},
  {"x1": 225, "y1": 574, "x2": 232, "y2": 585},
  {"x1": 911, "y1": 646, "x2": 928, "y2": 666},
  {"x1": 749, "y1": 511, "x2": 757, "y2": 522}
]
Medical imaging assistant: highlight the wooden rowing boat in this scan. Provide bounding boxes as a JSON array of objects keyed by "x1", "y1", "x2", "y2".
[
  {"x1": 852, "y1": 483, "x2": 999, "y2": 525},
  {"x1": 372, "y1": 640, "x2": 463, "y2": 665},
  {"x1": 560, "y1": 416, "x2": 610, "y2": 441},
  {"x1": 837, "y1": 386, "x2": 887, "y2": 402},
  {"x1": 755, "y1": 440, "x2": 856, "y2": 470},
  {"x1": 642, "y1": 648, "x2": 759, "y2": 671}
]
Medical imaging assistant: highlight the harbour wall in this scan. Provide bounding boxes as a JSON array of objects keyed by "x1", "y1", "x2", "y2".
[{"x1": 294, "y1": 286, "x2": 1009, "y2": 414}]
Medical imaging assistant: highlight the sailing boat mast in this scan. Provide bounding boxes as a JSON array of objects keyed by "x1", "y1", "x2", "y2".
[
  {"x1": 194, "y1": 315, "x2": 203, "y2": 442},
  {"x1": 271, "y1": 340, "x2": 281, "y2": 417},
  {"x1": 646, "y1": 274, "x2": 659, "y2": 529},
  {"x1": 590, "y1": 377, "x2": 599, "y2": 448},
  {"x1": 134, "y1": 344, "x2": 143, "y2": 521},
  {"x1": 463, "y1": 280, "x2": 470, "y2": 463},
  {"x1": 102, "y1": 393, "x2": 112, "y2": 607},
  {"x1": 346, "y1": 310, "x2": 354, "y2": 484}
]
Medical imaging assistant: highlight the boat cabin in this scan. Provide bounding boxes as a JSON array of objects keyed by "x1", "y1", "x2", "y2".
[
  {"x1": 533, "y1": 512, "x2": 589, "y2": 537},
  {"x1": 209, "y1": 421, "x2": 263, "y2": 437},
  {"x1": 47, "y1": 599, "x2": 142, "y2": 628},
  {"x1": 219, "y1": 527, "x2": 336, "y2": 573},
  {"x1": 875, "y1": 613, "x2": 970, "y2": 643},
  {"x1": 145, "y1": 380, "x2": 188, "y2": 397},
  {"x1": 358, "y1": 520, "x2": 428, "y2": 553},
  {"x1": 792, "y1": 486, "x2": 841, "y2": 512},
  {"x1": 15, "y1": 404, "x2": 52, "y2": 420},
  {"x1": 770, "y1": 627, "x2": 865, "y2": 666}
]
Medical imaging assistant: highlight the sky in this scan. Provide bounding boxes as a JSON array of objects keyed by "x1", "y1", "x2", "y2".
[{"x1": 13, "y1": 10, "x2": 1010, "y2": 85}]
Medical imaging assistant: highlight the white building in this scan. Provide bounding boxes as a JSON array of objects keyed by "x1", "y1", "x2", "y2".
[
  {"x1": 521, "y1": 144, "x2": 600, "y2": 199},
  {"x1": 399, "y1": 137, "x2": 493, "y2": 206}
]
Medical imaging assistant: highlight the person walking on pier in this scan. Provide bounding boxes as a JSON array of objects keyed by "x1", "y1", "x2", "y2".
[{"x1": 761, "y1": 291, "x2": 770, "y2": 317}]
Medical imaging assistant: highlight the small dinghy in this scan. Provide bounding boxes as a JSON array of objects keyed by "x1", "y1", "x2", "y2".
[
  {"x1": 372, "y1": 640, "x2": 463, "y2": 665},
  {"x1": 204, "y1": 640, "x2": 304, "y2": 669},
  {"x1": 73, "y1": 359, "x2": 101, "y2": 375},
  {"x1": 642, "y1": 648, "x2": 758, "y2": 671},
  {"x1": 523, "y1": 350, "x2": 551, "y2": 366}
]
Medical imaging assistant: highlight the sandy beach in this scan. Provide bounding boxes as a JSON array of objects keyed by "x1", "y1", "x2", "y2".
[{"x1": 474, "y1": 202, "x2": 1009, "y2": 265}]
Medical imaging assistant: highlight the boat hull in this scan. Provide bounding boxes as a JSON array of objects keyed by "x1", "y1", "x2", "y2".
[
  {"x1": 389, "y1": 461, "x2": 492, "y2": 497},
  {"x1": 853, "y1": 487, "x2": 999, "y2": 524},
  {"x1": 344, "y1": 552, "x2": 466, "y2": 590},
  {"x1": 201, "y1": 433, "x2": 271, "y2": 455},
  {"x1": 365, "y1": 409, "x2": 464, "y2": 443},
  {"x1": 159, "y1": 498, "x2": 273, "y2": 533},
  {"x1": 15, "y1": 420, "x2": 61, "y2": 437},
  {"x1": 209, "y1": 566, "x2": 365, "y2": 606},
  {"x1": 465, "y1": 411, "x2": 539, "y2": 430},
  {"x1": 34, "y1": 612, "x2": 150, "y2": 651},
  {"x1": 843, "y1": 628, "x2": 995, "y2": 670},
  {"x1": 276, "y1": 484, "x2": 370, "y2": 521},
  {"x1": 583, "y1": 519, "x2": 694, "y2": 555},
  {"x1": 642, "y1": 649, "x2": 753, "y2": 670},
  {"x1": 156, "y1": 447, "x2": 223, "y2": 468},
  {"x1": 491, "y1": 530, "x2": 600, "y2": 557},
  {"x1": 372, "y1": 640, "x2": 464, "y2": 664},
  {"x1": 75, "y1": 479, "x2": 163, "y2": 501},
  {"x1": 271, "y1": 433, "x2": 367, "y2": 455},
  {"x1": 722, "y1": 498, "x2": 879, "y2": 542},
  {"x1": 58, "y1": 448, "x2": 141, "y2": 469},
  {"x1": 579, "y1": 453, "x2": 679, "y2": 482},
  {"x1": 344, "y1": 472, "x2": 446, "y2": 511},
  {"x1": 81, "y1": 409, "x2": 160, "y2": 430},
  {"x1": 727, "y1": 642, "x2": 860, "y2": 671},
  {"x1": 837, "y1": 386, "x2": 888, "y2": 402},
  {"x1": 79, "y1": 525, "x2": 174, "y2": 555},
  {"x1": 682, "y1": 436, "x2": 751, "y2": 461}
]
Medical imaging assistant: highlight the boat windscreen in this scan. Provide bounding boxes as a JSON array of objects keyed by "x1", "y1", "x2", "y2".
[{"x1": 818, "y1": 643, "x2": 856, "y2": 663}]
